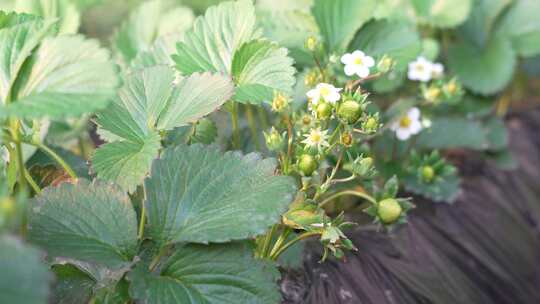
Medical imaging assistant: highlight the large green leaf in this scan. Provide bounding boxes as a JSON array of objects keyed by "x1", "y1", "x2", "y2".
[
  {"x1": 312, "y1": 0, "x2": 377, "y2": 52},
  {"x1": 92, "y1": 131, "x2": 161, "y2": 193},
  {"x1": 497, "y1": 0, "x2": 540, "y2": 57},
  {"x1": 144, "y1": 144, "x2": 297, "y2": 244},
  {"x1": 132, "y1": 34, "x2": 181, "y2": 68},
  {"x1": 15, "y1": 0, "x2": 81, "y2": 34},
  {"x1": 50, "y1": 264, "x2": 95, "y2": 304},
  {"x1": 411, "y1": 0, "x2": 472, "y2": 28},
  {"x1": 28, "y1": 180, "x2": 139, "y2": 268},
  {"x1": 173, "y1": 0, "x2": 260, "y2": 75},
  {"x1": 173, "y1": 0, "x2": 295, "y2": 104},
  {"x1": 231, "y1": 40, "x2": 295, "y2": 104},
  {"x1": 448, "y1": 36, "x2": 515, "y2": 95},
  {"x1": 93, "y1": 66, "x2": 233, "y2": 192},
  {"x1": 4, "y1": 34, "x2": 120, "y2": 119},
  {"x1": 257, "y1": 9, "x2": 319, "y2": 66},
  {"x1": 0, "y1": 12, "x2": 56, "y2": 104},
  {"x1": 113, "y1": 0, "x2": 194, "y2": 64},
  {"x1": 459, "y1": 0, "x2": 512, "y2": 49},
  {"x1": 349, "y1": 19, "x2": 422, "y2": 70},
  {"x1": 129, "y1": 243, "x2": 281, "y2": 304},
  {"x1": 0, "y1": 236, "x2": 52, "y2": 304}
]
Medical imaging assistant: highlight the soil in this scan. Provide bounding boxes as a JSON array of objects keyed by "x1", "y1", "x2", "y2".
[{"x1": 280, "y1": 109, "x2": 540, "y2": 304}]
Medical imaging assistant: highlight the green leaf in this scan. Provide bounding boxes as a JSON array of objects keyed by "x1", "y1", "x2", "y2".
[
  {"x1": 257, "y1": 0, "x2": 312, "y2": 11},
  {"x1": 497, "y1": 0, "x2": 540, "y2": 57},
  {"x1": 144, "y1": 144, "x2": 297, "y2": 244},
  {"x1": 129, "y1": 242, "x2": 281, "y2": 304},
  {"x1": 231, "y1": 40, "x2": 295, "y2": 104},
  {"x1": 28, "y1": 180, "x2": 139, "y2": 268},
  {"x1": 459, "y1": 0, "x2": 512, "y2": 49},
  {"x1": 257, "y1": 9, "x2": 319, "y2": 66},
  {"x1": 132, "y1": 34, "x2": 181, "y2": 68},
  {"x1": 113, "y1": 0, "x2": 194, "y2": 63},
  {"x1": 448, "y1": 36, "x2": 516, "y2": 95},
  {"x1": 92, "y1": 131, "x2": 161, "y2": 193},
  {"x1": 349, "y1": 19, "x2": 422, "y2": 70},
  {"x1": 15, "y1": 0, "x2": 81, "y2": 34},
  {"x1": 5, "y1": 35, "x2": 120, "y2": 119},
  {"x1": 417, "y1": 117, "x2": 485, "y2": 149},
  {"x1": 312, "y1": 0, "x2": 377, "y2": 52},
  {"x1": 93, "y1": 66, "x2": 233, "y2": 191},
  {"x1": 0, "y1": 12, "x2": 56, "y2": 104},
  {"x1": 0, "y1": 236, "x2": 52, "y2": 304},
  {"x1": 50, "y1": 264, "x2": 95, "y2": 304},
  {"x1": 156, "y1": 72, "x2": 235, "y2": 130},
  {"x1": 173, "y1": 0, "x2": 260, "y2": 75},
  {"x1": 411, "y1": 0, "x2": 472, "y2": 28}
]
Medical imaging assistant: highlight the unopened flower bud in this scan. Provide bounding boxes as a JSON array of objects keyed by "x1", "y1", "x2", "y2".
[
  {"x1": 423, "y1": 86, "x2": 442, "y2": 103},
  {"x1": 362, "y1": 116, "x2": 379, "y2": 133},
  {"x1": 377, "y1": 198, "x2": 402, "y2": 224},
  {"x1": 304, "y1": 70, "x2": 319, "y2": 87},
  {"x1": 305, "y1": 36, "x2": 318, "y2": 51},
  {"x1": 377, "y1": 55, "x2": 394, "y2": 74},
  {"x1": 421, "y1": 165, "x2": 435, "y2": 183},
  {"x1": 263, "y1": 127, "x2": 285, "y2": 151},
  {"x1": 271, "y1": 92, "x2": 289, "y2": 112},
  {"x1": 298, "y1": 154, "x2": 318, "y2": 176},
  {"x1": 340, "y1": 131, "x2": 353, "y2": 147},
  {"x1": 316, "y1": 102, "x2": 333, "y2": 120},
  {"x1": 337, "y1": 100, "x2": 362, "y2": 124},
  {"x1": 352, "y1": 156, "x2": 373, "y2": 177}
]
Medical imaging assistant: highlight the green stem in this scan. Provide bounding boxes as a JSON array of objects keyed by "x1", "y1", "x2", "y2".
[
  {"x1": 149, "y1": 246, "x2": 168, "y2": 271},
  {"x1": 32, "y1": 142, "x2": 78, "y2": 180},
  {"x1": 257, "y1": 106, "x2": 270, "y2": 131},
  {"x1": 78, "y1": 135, "x2": 88, "y2": 160},
  {"x1": 318, "y1": 190, "x2": 377, "y2": 208},
  {"x1": 271, "y1": 231, "x2": 320, "y2": 261},
  {"x1": 10, "y1": 120, "x2": 27, "y2": 192},
  {"x1": 245, "y1": 105, "x2": 260, "y2": 151},
  {"x1": 268, "y1": 227, "x2": 291, "y2": 259},
  {"x1": 230, "y1": 102, "x2": 240, "y2": 149},
  {"x1": 138, "y1": 185, "x2": 147, "y2": 240},
  {"x1": 260, "y1": 224, "x2": 278, "y2": 258},
  {"x1": 24, "y1": 169, "x2": 41, "y2": 194}
]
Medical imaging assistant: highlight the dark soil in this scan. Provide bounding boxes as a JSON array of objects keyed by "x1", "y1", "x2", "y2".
[{"x1": 280, "y1": 109, "x2": 540, "y2": 304}]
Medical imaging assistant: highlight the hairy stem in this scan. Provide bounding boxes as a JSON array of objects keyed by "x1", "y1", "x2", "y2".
[
  {"x1": 31, "y1": 141, "x2": 78, "y2": 180},
  {"x1": 230, "y1": 102, "x2": 240, "y2": 149},
  {"x1": 245, "y1": 105, "x2": 260, "y2": 151},
  {"x1": 318, "y1": 190, "x2": 377, "y2": 208},
  {"x1": 271, "y1": 231, "x2": 320, "y2": 261}
]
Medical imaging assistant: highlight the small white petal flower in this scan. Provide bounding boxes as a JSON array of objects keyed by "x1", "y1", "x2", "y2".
[
  {"x1": 302, "y1": 127, "x2": 330, "y2": 150},
  {"x1": 408, "y1": 57, "x2": 433, "y2": 82},
  {"x1": 341, "y1": 50, "x2": 375, "y2": 78},
  {"x1": 391, "y1": 107, "x2": 423, "y2": 141},
  {"x1": 306, "y1": 83, "x2": 342, "y2": 105},
  {"x1": 431, "y1": 62, "x2": 444, "y2": 79}
]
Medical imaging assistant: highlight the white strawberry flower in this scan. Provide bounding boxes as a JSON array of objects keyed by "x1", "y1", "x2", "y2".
[
  {"x1": 391, "y1": 107, "x2": 423, "y2": 141},
  {"x1": 408, "y1": 57, "x2": 433, "y2": 82},
  {"x1": 341, "y1": 50, "x2": 375, "y2": 78},
  {"x1": 302, "y1": 127, "x2": 329, "y2": 150},
  {"x1": 431, "y1": 62, "x2": 444, "y2": 79},
  {"x1": 306, "y1": 83, "x2": 342, "y2": 105}
]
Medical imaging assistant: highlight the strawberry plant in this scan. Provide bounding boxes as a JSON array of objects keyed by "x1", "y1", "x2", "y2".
[{"x1": 1, "y1": 0, "x2": 539, "y2": 303}]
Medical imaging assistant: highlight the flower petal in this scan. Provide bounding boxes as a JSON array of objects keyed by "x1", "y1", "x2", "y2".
[
  {"x1": 344, "y1": 64, "x2": 357, "y2": 76},
  {"x1": 396, "y1": 128, "x2": 411, "y2": 141},
  {"x1": 356, "y1": 66, "x2": 370, "y2": 78},
  {"x1": 341, "y1": 53, "x2": 353, "y2": 64},
  {"x1": 408, "y1": 107, "x2": 420, "y2": 120},
  {"x1": 364, "y1": 56, "x2": 375, "y2": 67},
  {"x1": 409, "y1": 120, "x2": 422, "y2": 134}
]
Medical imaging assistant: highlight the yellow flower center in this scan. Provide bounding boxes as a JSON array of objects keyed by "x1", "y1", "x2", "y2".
[
  {"x1": 399, "y1": 116, "x2": 412, "y2": 128},
  {"x1": 319, "y1": 86, "x2": 330, "y2": 97},
  {"x1": 310, "y1": 132, "x2": 322, "y2": 143},
  {"x1": 354, "y1": 57, "x2": 363, "y2": 65},
  {"x1": 416, "y1": 64, "x2": 425, "y2": 72}
]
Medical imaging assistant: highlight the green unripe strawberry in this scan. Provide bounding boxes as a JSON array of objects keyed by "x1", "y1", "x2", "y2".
[
  {"x1": 316, "y1": 102, "x2": 333, "y2": 120},
  {"x1": 421, "y1": 165, "x2": 435, "y2": 183},
  {"x1": 297, "y1": 154, "x2": 318, "y2": 176},
  {"x1": 377, "y1": 198, "x2": 402, "y2": 224},
  {"x1": 337, "y1": 100, "x2": 362, "y2": 124}
]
